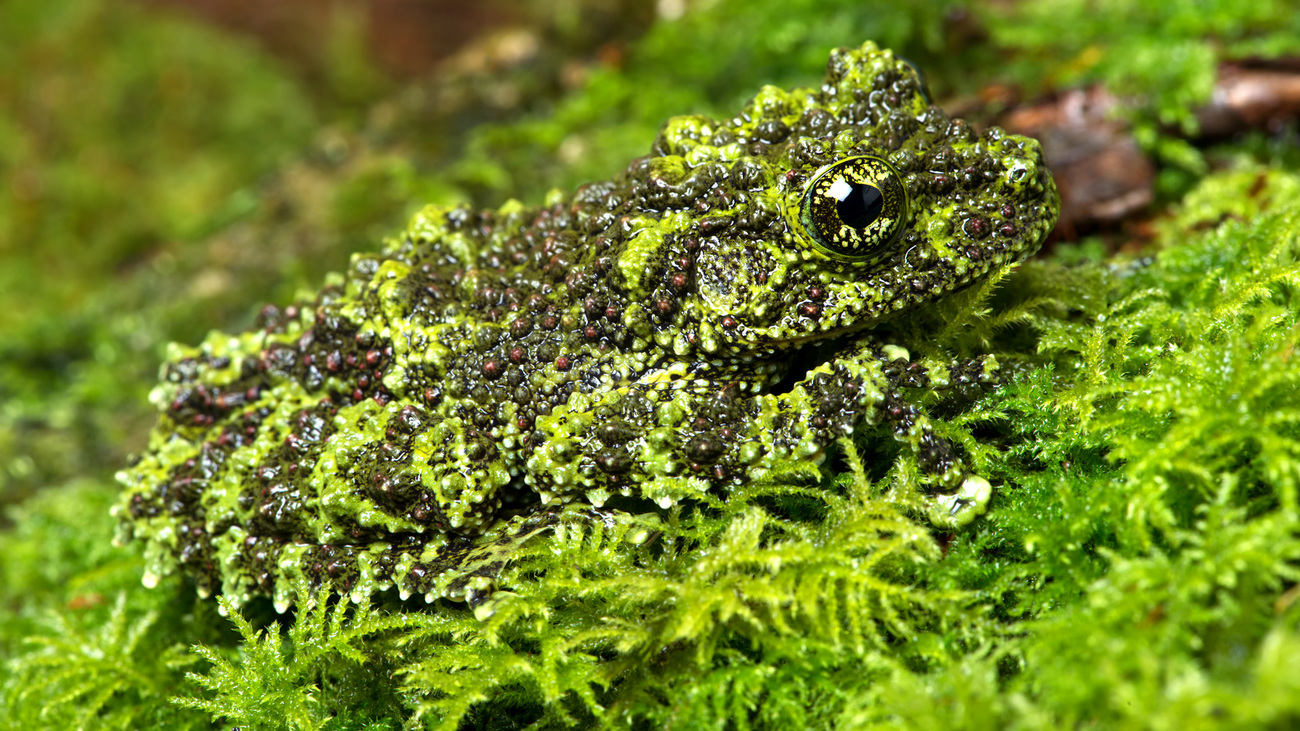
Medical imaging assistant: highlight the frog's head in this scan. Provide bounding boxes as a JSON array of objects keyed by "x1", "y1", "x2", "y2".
[{"x1": 611, "y1": 41, "x2": 1058, "y2": 360}]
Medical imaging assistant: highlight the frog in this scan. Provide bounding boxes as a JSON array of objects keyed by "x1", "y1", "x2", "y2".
[{"x1": 114, "y1": 41, "x2": 1058, "y2": 611}]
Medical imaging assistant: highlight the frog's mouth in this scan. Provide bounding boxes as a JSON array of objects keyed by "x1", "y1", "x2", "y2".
[{"x1": 764, "y1": 331, "x2": 862, "y2": 396}]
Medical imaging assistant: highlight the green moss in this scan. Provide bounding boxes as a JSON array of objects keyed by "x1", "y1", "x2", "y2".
[{"x1": 0, "y1": 482, "x2": 213, "y2": 729}]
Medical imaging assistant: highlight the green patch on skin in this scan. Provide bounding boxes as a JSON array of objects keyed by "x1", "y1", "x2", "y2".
[{"x1": 614, "y1": 212, "x2": 685, "y2": 295}]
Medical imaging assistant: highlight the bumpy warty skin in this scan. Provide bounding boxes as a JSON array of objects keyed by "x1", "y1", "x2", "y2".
[{"x1": 115, "y1": 42, "x2": 1059, "y2": 610}]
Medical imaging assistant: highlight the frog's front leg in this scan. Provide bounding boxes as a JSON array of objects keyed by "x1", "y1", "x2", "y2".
[
  {"x1": 867, "y1": 348, "x2": 999, "y2": 527},
  {"x1": 526, "y1": 342, "x2": 993, "y2": 528},
  {"x1": 724, "y1": 341, "x2": 989, "y2": 528}
]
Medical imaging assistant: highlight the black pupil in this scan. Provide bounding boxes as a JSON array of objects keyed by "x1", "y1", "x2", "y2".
[{"x1": 834, "y1": 181, "x2": 884, "y2": 229}]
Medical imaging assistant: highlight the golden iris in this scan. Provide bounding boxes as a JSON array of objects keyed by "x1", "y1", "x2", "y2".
[{"x1": 800, "y1": 156, "x2": 908, "y2": 259}]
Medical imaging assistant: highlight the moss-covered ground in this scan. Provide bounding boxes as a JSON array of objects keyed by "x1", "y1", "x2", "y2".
[{"x1": 4, "y1": 0, "x2": 1300, "y2": 728}]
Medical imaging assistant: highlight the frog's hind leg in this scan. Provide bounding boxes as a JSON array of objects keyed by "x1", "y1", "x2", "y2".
[{"x1": 228, "y1": 396, "x2": 525, "y2": 610}]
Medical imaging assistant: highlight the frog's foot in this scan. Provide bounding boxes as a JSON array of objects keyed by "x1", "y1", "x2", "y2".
[
  {"x1": 927, "y1": 475, "x2": 991, "y2": 529},
  {"x1": 874, "y1": 348, "x2": 995, "y2": 528}
]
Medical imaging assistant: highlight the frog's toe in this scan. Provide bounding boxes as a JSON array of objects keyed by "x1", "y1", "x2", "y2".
[{"x1": 926, "y1": 474, "x2": 992, "y2": 529}]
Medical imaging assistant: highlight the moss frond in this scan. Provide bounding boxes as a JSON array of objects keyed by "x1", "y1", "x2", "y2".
[
  {"x1": 5, "y1": 594, "x2": 193, "y2": 730},
  {"x1": 176, "y1": 579, "x2": 421, "y2": 730}
]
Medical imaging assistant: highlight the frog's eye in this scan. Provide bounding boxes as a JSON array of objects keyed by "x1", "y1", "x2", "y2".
[{"x1": 799, "y1": 156, "x2": 909, "y2": 260}]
